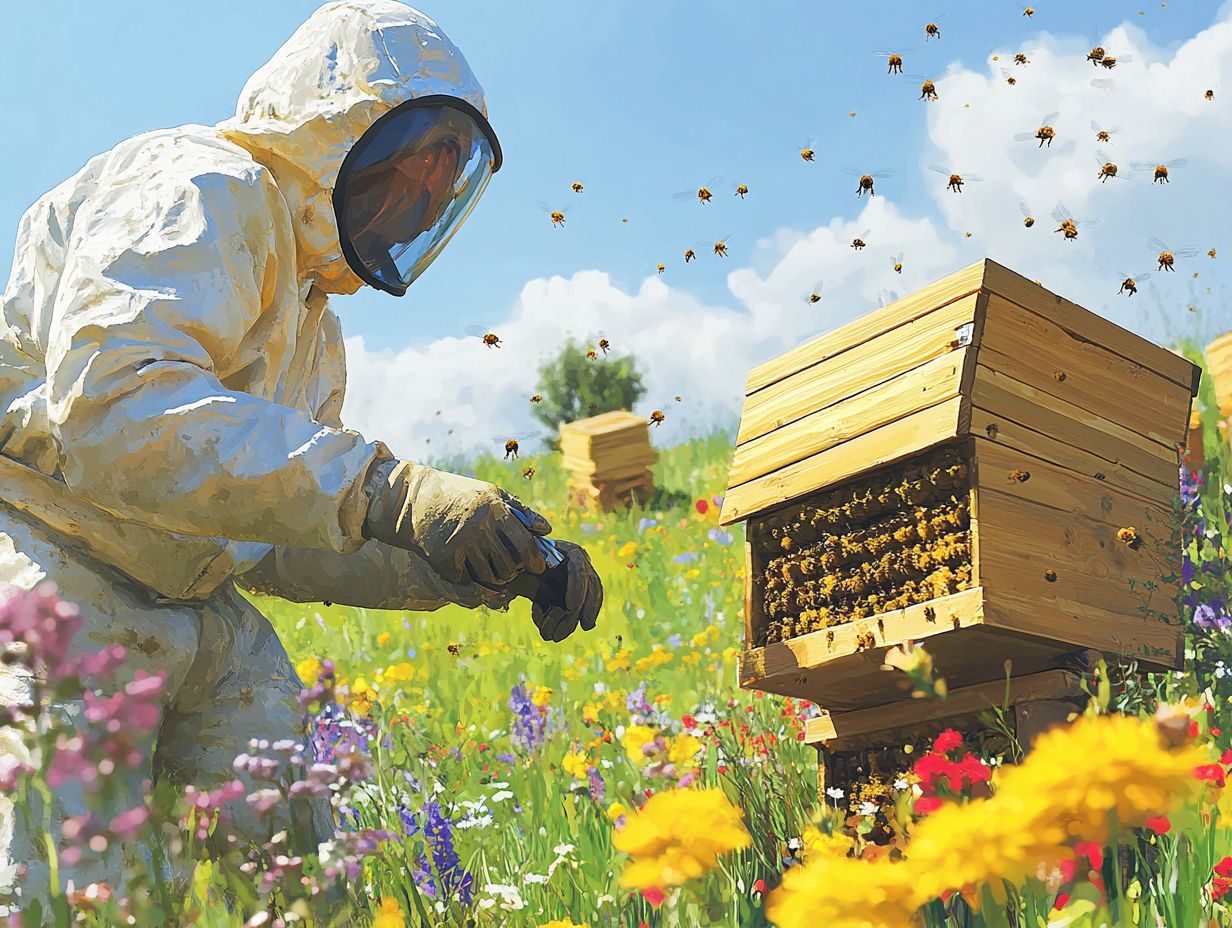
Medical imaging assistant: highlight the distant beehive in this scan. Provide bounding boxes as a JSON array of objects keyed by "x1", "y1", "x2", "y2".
[
  {"x1": 1206, "y1": 330, "x2": 1232, "y2": 440},
  {"x1": 560, "y1": 410, "x2": 657, "y2": 509},
  {"x1": 720, "y1": 258, "x2": 1200, "y2": 713}
]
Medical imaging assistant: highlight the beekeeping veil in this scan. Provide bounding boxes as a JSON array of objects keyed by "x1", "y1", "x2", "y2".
[{"x1": 220, "y1": 0, "x2": 501, "y2": 296}]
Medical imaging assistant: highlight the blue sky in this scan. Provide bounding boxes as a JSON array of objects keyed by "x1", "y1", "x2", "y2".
[{"x1": 3, "y1": 1, "x2": 1230, "y2": 458}]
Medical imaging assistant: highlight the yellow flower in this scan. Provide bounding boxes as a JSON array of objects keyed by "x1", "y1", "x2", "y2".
[
  {"x1": 684, "y1": 568, "x2": 701, "y2": 580},
  {"x1": 622, "y1": 725, "x2": 660, "y2": 764},
  {"x1": 375, "y1": 631, "x2": 392, "y2": 648},
  {"x1": 606, "y1": 801, "x2": 629, "y2": 821},
  {"x1": 540, "y1": 920, "x2": 588, "y2": 928},
  {"x1": 613, "y1": 788, "x2": 751, "y2": 889},
  {"x1": 349, "y1": 676, "x2": 377, "y2": 715},
  {"x1": 563, "y1": 666, "x2": 583, "y2": 682},
  {"x1": 582, "y1": 704, "x2": 600, "y2": 725},
  {"x1": 382, "y1": 662, "x2": 417, "y2": 685},
  {"x1": 372, "y1": 896, "x2": 405, "y2": 928},
  {"x1": 605, "y1": 690, "x2": 627, "y2": 710},
  {"x1": 531, "y1": 686, "x2": 553, "y2": 708},
  {"x1": 295, "y1": 656, "x2": 322, "y2": 688},
  {"x1": 562, "y1": 752, "x2": 590, "y2": 780},
  {"x1": 800, "y1": 826, "x2": 856, "y2": 861},
  {"x1": 767, "y1": 853, "x2": 918, "y2": 928},
  {"x1": 653, "y1": 693, "x2": 673, "y2": 707},
  {"x1": 606, "y1": 649, "x2": 632, "y2": 673},
  {"x1": 668, "y1": 733, "x2": 703, "y2": 770},
  {"x1": 617, "y1": 540, "x2": 639, "y2": 559},
  {"x1": 690, "y1": 630, "x2": 710, "y2": 649}
]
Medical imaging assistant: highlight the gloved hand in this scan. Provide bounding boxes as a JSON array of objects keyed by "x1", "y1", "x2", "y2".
[
  {"x1": 527, "y1": 540, "x2": 603, "y2": 642},
  {"x1": 362, "y1": 459, "x2": 552, "y2": 588}
]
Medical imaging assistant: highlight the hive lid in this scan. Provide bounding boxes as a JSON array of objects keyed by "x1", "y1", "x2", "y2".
[
  {"x1": 559, "y1": 409, "x2": 650, "y2": 437},
  {"x1": 720, "y1": 258, "x2": 1202, "y2": 526}
]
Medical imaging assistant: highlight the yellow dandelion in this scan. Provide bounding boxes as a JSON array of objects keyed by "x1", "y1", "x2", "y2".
[
  {"x1": 582, "y1": 703, "x2": 600, "y2": 725},
  {"x1": 562, "y1": 752, "x2": 590, "y2": 781},
  {"x1": 606, "y1": 801, "x2": 630, "y2": 821},
  {"x1": 295, "y1": 656, "x2": 322, "y2": 687},
  {"x1": 373, "y1": 896, "x2": 405, "y2": 928},
  {"x1": 617, "y1": 540, "x2": 639, "y2": 559},
  {"x1": 531, "y1": 686, "x2": 553, "y2": 708},
  {"x1": 349, "y1": 676, "x2": 377, "y2": 715},
  {"x1": 613, "y1": 788, "x2": 751, "y2": 889},
  {"x1": 375, "y1": 631, "x2": 392, "y2": 648},
  {"x1": 668, "y1": 733, "x2": 703, "y2": 770}
]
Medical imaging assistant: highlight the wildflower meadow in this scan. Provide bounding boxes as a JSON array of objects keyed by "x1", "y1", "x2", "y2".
[{"x1": 5, "y1": 343, "x2": 1232, "y2": 928}]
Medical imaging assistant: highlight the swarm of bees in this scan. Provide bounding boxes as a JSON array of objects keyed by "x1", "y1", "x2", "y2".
[{"x1": 757, "y1": 447, "x2": 972, "y2": 645}]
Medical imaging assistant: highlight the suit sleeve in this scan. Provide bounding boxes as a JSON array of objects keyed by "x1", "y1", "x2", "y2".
[{"x1": 45, "y1": 151, "x2": 389, "y2": 553}]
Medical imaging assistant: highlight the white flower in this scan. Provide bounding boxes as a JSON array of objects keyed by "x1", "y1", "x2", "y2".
[
  {"x1": 600, "y1": 758, "x2": 614, "y2": 769},
  {"x1": 491, "y1": 790, "x2": 513, "y2": 803},
  {"x1": 554, "y1": 843, "x2": 575, "y2": 856},
  {"x1": 894, "y1": 777, "x2": 909, "y2": 790},
  {"x1": 523, "y1": 873, "x2": 549, "y2": 884},
  {"x1": 596, "y1": 894, "x2": 615, "y2": 907},
  {"x1": 858, "y1": 801, "x2": 879, "y2": 817},
  {"x1": 489, "y1": 781, "x2": 510, "y2": 789},
  {"x1": 787, "y1": 837, "x2": 803, "y2": 851},
  {"x1": 482, "y1": 884, "x2": 526, "y2": 910},
  {"x1": 825, "y1": 787, "x2": 845, "y2": 800},
  {"x1": 593, "y1": 682, "x2": 606, "y2": 694}
]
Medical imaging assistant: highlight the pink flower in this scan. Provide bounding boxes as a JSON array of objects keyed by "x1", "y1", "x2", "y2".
[
  {"x1": 641, "y1": 887, "x2": 666, "y2": 907},
  {"x1": 0, "y1": 754, "x2": 29, "y2": 791},
  {"x1": 109, "y1": 805, "x2": 149, "y2": 841}
]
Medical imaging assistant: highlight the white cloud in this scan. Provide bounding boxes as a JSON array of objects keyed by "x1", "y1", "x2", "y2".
[{"x1": 343, "y1": 9, "x2": 1232, "y2": 461}]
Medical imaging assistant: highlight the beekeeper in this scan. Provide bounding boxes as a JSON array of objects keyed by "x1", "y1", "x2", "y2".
[{"x1": 0, "y1": 0, "x2": 602, "y2": 905}]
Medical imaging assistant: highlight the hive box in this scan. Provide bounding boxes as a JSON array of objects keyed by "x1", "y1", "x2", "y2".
[
  {"x1": 559, "y1": 410, "x2": 657, "y2": 509},
  {"x1": 1206, "y1": 330, "x2": 1232, "y2": 438},
  {"x1": 721, "y1": 258, "x2": 1200, "y2": 712}
]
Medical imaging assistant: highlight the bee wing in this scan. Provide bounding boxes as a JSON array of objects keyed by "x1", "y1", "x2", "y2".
[
  {"x1": 964, "y1": 174, "x2": 984, "y2": 182},
  {"x1": 1076, "y1": 217, "x2": 1102, "y2": 229},
  {"x1": 464, "y1": 324, "x2": 487, "y2": 337},
  {"x1": 1173, "y1": 248, "x2": 1203, "y2": 258},
  {"x1": 928, "y1": 164, "x2": 951, "y2": 175},
  {"x1": 1090, "y1": 119, "x2": 1103, "y2": 131},
  {"x1": 1013, "y1": 131, "x2": 1038, "y2": 141},
  {"x1": 859, "y1": 228, "x2": 872, "y2": 239},
  {"x1": 1149, "y1": 236, "x2": 1171, "y2": 251},
  {"x1": 1130, "y1": 161, "x2": 1156, "y2": 171},
  {"x1": 892, "y1": 253, "x2": 903, "y2": 263},
  {"x1": 1113, "y1": 54, "x2": 1135, "y2": 64},
  {"x1": 1019, "y1": 201, "x2": 1034, "y2": 216},
  {"x1": 1040, "y1": 111, "x2": 1061, "y2": 125},
  {"x1": 873, "y1": 169, "x2": 896, "y2": 177},
  {"x1": 1051, "y1": 201, "x2": 1071, "y2": 222},
  {"x1": 1167, "y1": 158, "x2": 1189, "y2": 169},
  {"x1": 706, "y1": 175, "x2": 725, "y2": 186},
  {"x1": 672, "y1": 189, "x2": 697, "y2": 201}
]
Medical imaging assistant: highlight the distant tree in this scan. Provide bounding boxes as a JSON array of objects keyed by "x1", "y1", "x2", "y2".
[{"x1": 531, "y1": 338, "x2": 647, "y2": 437}]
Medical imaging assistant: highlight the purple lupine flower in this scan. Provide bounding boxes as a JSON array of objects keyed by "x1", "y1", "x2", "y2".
[
  {"x1": 587, "y1": 765, "x2": 606, "y2": 803},
  {"x1": 1194, "y1": 603, "x2": 1232, "y2": 632},
  {"x1": 404, "y1": 801, "x2": 475, "y2": 905},
  {"x1": 626, "y1": 684, "x2": 653, "y2": 717},
  {"x1": 1182, "y1": 556, "x2": 1196, "y2": 584},
  {"x1": 509, "y1": 683, "x2": 547, "y2": 755},
  {"x1": 497, "y1": 752, "x2": 516, "y2": 765}
]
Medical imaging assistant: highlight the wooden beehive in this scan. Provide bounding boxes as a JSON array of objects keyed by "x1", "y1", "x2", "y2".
[
  {"x1": 560, "y1": 410, "x2": 657, "y2": 509},
  {"x1": 721, "y1": 258, "x2": 1200, "y2": 713}
]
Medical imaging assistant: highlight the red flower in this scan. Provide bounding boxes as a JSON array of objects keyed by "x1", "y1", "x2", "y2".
[
  {"x1": 1054, "y1": 892, "x2": 1071, "y2": 911},
  {"x1": 1195, "y1": 763, "x2": 1227, "y2": 787},
  {"x1": 695, "y1": 499, "x2": 710, "y2": 514},
  {"x1": 1145, "y1": 815, "x2": 1171, "y2": 835},
  {"x1": 1214, "y1": 856, "x2": 1232, "y2": 878},
  {"x1": 1221, "y1": 748, "x2": 1232, "y2": 766},
  {"x1": 1075, "y1": 841, "x2": 1103, "y2": 870},
  {"x1": 682, "y1": 714, "x2": 697, "y2": 730},
  {"x1": 914, "y1": 796, "x2": 944, "y2": 815},
  {"x1": 642, "y1": 887, "x2": 666, "y2": 907},
  {"x1": 752, "y1": 878, "x2": 767, "y2": 895},
  {"x1": 1214, "y1": 877, "x2": 1232, "y2": 902},
  {"x1": 933, "y1": 728, "x2": 963, "y2": 754},
  {"x1": 1058, "y1": 858, "x2": 1077, "y2": 883},
  {"x1": 1189, "y1": 720, "x2": 1201, "y2": 739}
]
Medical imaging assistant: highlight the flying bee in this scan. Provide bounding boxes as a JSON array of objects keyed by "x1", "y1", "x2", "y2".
[
  {"x1": 673, "y1": 175, "x2": 724, "y2": 205},
  {"x1": 872, "y1": 46, "x2": 915, "y2": 74},
  {"x1": 1087, "y1": 45, "x2": 1106, "y2": 65},
  {"x1": 1209, "y1": 249, "x2": 1217, "y2": 259},
  {"x1": 850, "y1": 229, "x2": 871, "y2": 250},
  {"x1": 683, "y1": 247, "x2": 696, "y2": 263},
  {"x1": 536, "y1": 200, "x2": 572, "y2": 227},
  {"x1": 502, "y1": 438, "x2": 520, "y2": 459},
  {"x1": 1090, "y1": 119, "x2": 1121, "y2": 143},
  {"x1": 929, "y1": 164, "x2": 983, "y2": 193},
  {"x1": 1020, "y1": 4, "x2": 1035, "y2": 16},
  {"x1": 1115, "y1": 268, "x2": 1153, "y2": 296},
  {"x1": 447, "y1": 643, "x2": 460, "y2": 655},
  {"x1": 1052, "y1": 201, "x2": 1100, "y2": 241},
  {"x1": 464, "y1": 325, "x2": 502, "y2": 348},
  {"x1": 1014, "y1": 111, "x2": 1060, "y2": 148},
  {"x1": 802, "y1": 280, "x2": 825, "y2": 304},
  {"x1": 1149, "y1": 237, "x2": 1201, "y2": 271},
  {"x1": 892, "y1": 253, "x2": 904, "y2": 274},
  {"x1": 656, "y1": 263, "x2": 666, "y2": 274},
  {"x1": 1019, "y1": 201, "x2": 1036, "y2": 227},
  {"x1": 1014, "y1": 52, "x2": 1030, "y2": 65},
  {"x1": 905, "y1": 73, "x2": 940, "y2": 101},
  {"x1": 700, "y1": 234, "x2": 735, "y2": 258},
  {"x1": 1002, "y1": 68, "x2": 1018, "y2": 85},
  {"x1": 1131, "y1": 158, "x2": 1187, "y2": 184},
  {"x1": 596, "y1": 334, "x2": 611, "y2": 355},
  {"x1": 571, "y1": 181, "x2": 584, "y2": 193},
  {"x1": 649, "y1": 409, "x2": 666, "y2": 428},
  {"x1": 1206, "y1": 89, "x2": 1216, "y2": 101},
  {"x1": 1099, "y1": 54, "x2": 1133, "y2": 69},
  {"x1": 800, "y1": 135, "x2": 819, "y2": 162},
  {"x1": 733, "y1": 182, "x2": 749, "y2": 198},
  {"x1": 585, "y1": 348, "x2": 598, "y2": 360},
  {"x1": 522, "y1": 466, "x2": 536, "y2": 480},
  {"x1": 530, "y1": 393, "x2": 543, "y2": 404},
  {"x1": 1094, "y1": 152, "x2": 1124, "y2": 182},
  {"x1": 924, "y1": 17, "x2": 944, "y2": 39},
  {"x1": 844, "y1": 167, "x2": 894, "y2": 198}
]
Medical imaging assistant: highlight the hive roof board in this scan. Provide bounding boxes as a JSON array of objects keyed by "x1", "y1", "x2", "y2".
[{"x1": 720, "y1": 257, "x2": 1201, "y2": 527}]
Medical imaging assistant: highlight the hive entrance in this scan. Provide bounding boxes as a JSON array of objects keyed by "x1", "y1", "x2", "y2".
[{"x1": 755, "y1": 444, "x2": 974, "y2": 647}]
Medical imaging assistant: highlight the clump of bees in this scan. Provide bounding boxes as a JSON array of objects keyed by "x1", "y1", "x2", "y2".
[{"x1": 755, "y1": 446, "x2": 973, "y2": 646}]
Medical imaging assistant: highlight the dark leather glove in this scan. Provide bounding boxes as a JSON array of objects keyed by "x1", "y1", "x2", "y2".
[{"x1": 527, "y1": 540, "x2": 603, "y2": 642}]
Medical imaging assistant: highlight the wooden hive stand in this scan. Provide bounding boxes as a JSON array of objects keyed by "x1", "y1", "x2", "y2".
[
  {"x1": 1205, "y1": 330, "x2": 1232, "y2": 443},
  {"x1": 720, "y1": 258, "x2": 1201, "y2": 793},
  {"x1": 559, "y1": 410, "x2": 657, "y2": 510}
]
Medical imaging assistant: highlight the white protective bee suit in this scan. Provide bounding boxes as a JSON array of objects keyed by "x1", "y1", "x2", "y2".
[{"x1": 0, "y1": 0, "x2": 602, "y2": 907}]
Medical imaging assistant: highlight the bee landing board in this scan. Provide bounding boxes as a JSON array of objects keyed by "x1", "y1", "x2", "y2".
[
  {"x1": 722, "y1": 258, "x2": 1200, "y2": 713},
  {"x1": 559, "y1": 410, "x2": 657, "y2": 509}
]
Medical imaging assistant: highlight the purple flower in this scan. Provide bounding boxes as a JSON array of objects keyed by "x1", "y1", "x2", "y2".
[
  {"x1": 1182, "y1": 556, "x2": 1196, "y2": 584},
  {"x1": 509, "y1": 683, "x2": 547, "y2": 755},
  {"x1": 626, "y1": 684, "x2": 653, "y2": 717},
  {"x1": 403, "y1": 800, "x2": 474, "y2": 905},
  {"x1": 638, "y1": 518, "x2": 659, "y2": 534},
  {"x1": 1194, "y1": 603, "x2": 1232, "y2": 632},
  {"x1": 672, "y1": 552, "x2": 699, "y2": 565},
  {"x1": 707, "y1": 528, "x2": 734, "y2": 546},
  {"x1": 587, "y1": 766, "x2": 606, "y2": 802}
]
